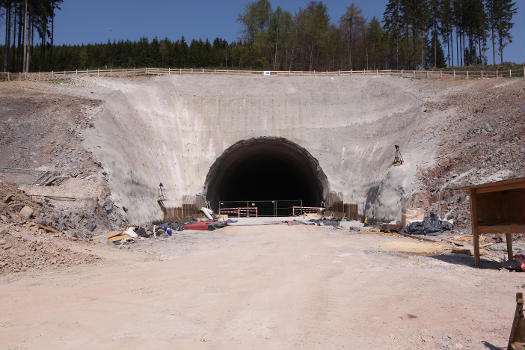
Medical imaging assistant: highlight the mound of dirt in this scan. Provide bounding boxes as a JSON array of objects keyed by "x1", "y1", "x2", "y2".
[
  {"x1": 0, "y1": 225, "x2": 100, "y2": 274},
  {"x1": 0, "y1": 181, "x2": 48, "y2": 222}
]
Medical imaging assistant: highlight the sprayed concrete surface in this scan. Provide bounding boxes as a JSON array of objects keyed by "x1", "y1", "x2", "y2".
[
  {"x1": 0, "y1": 225, "x2": 522, "y2": 349},
  {"x1": 78, "y1": 75, "x2": 450, "y2": 224}
]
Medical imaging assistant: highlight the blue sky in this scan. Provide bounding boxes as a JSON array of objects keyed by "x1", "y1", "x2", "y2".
[{"x1": 54, "y1": 0, "x2": 524, "y2": 64}]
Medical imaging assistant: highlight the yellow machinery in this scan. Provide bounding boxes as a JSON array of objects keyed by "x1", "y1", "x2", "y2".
[{"x1": 393, "y1": 145, "x2": 404, "y2": 166}]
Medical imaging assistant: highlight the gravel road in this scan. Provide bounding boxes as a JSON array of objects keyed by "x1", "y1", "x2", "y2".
[{"x1": 0, "y1": 225, "x2": 522, "y2": 349}]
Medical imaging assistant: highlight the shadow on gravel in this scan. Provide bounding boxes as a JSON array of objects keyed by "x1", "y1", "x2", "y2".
[
  {"x1": 481, "y1": 340, "x2": 505, "y2": 350},
  {"x1": 431, "y1": 254, "x2": 502, "y2": 270}
]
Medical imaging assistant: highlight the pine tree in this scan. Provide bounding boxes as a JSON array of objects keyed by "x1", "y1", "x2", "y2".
[
  {"x1": 340, "y1": 3, "x2": 364, "y2": 70},
  {"x1": 383, "y1": 0, "x2": 402, "y2": 68},
  {"x1": 425, "y1": 31, "x2": 446, "y2": 68}
]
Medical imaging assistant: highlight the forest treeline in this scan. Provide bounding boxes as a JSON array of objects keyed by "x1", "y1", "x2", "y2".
[{"x1": 0, "y1": 0, "x2": 518, "y2": 72}]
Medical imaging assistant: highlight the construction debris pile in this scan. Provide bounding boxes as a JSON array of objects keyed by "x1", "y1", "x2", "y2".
[
  {"x1": 0, "y1": 224, "x2": 100, "y2": 274},
  {"x1": 403, "y1": 213, "x2": 453, "y2": 236},
  {"x1": 1, "y1": 182, "x2": 50, "y2": 223},
  {"x1": 0, "y1": 181, "x2": 126, "y2": 239}
]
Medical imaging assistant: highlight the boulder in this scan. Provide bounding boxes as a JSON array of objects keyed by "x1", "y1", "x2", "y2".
[{"x1": 19, "y1": 206, "x2": 34, "y2": 219}]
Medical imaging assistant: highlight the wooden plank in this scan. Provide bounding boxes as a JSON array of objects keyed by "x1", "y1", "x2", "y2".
[
  {"x1": 475, "y1": 182, "x2": 525, "y2": 194},
  {"x1": 508, "y1": 292, "x2": 525, "y2": 350},
  {"x1": 478, "y1": 225, "x2": 525, "y2": 234},
  {"x1": 471, "y1": 188, "x2": 481, "y2": 268},
  {"x1": 506, "y1": 233, "x2": 514, "y2": 260},
  {"x1": 109, "y1": 234, "x2": 132, "y2": 242},
  {"x1": 395, "y1": 232, "x2": 438, "y2": 243},
  {"x1": 25, "y1": 222, "x2": 62, "y2": 234},
  {"x1": 455, "y1": 177, "x2": 525, "y2": 191},
  {"x1": 91, "y1": 230, "x2": 121, "y2": 241}
]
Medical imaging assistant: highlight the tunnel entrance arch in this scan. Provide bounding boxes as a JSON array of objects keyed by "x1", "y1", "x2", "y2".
[{"x1": 204, "y1": 137, "x2": 329, "y2": 216}]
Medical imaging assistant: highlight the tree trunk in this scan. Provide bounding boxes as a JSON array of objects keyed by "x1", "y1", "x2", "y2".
[
  {"x1": 450, "y1": 31, "x2": 454, "y2": 67},
  {"x1": 447, "y1": 32, "x2": 450, "y2": 67},
  {"x1": 491, "y1": 25, "x2": 495, "y2": 65},
  {"x1": 17, "y1": 6, "x2": 22, "y2": 72},
  {"x1": 478, "y1": 38, "x2": 482, "y2": 65},
  {"x1": 456, "y1": 28, "x2": 459, "y2": 66},
  {"x1": 12, "y1": 5, "x2": 17, "y2": 72},
  {"x1": 459, "y1": 31, "x2": 462, "y2": 66},
  {"x1": 434, "y1": 29, "x2": 437, "y2": 68},
  {"x1": 4, "y1": 3, "x2": 11, "y2": 72},
  {"x1": 50, "y1": 12, "x2": 54, "y2": 70},
  {"x1": 22, "y1": 0, "x2": 27, "y2": 73}
]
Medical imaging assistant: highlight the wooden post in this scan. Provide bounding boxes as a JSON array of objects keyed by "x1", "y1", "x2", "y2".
[
  {"x1": 507, "y1": 292, "x2": 524, "y2": 350},
  {"x1": 470, "y1": 188, "x2": 481, "y2": 267},
  {"x1": 467, "y1": 71, "x2": 469, "y2": 79},
  {"x1": 453, "y1": 70, "x2": 456, "y2": 80},
  {"x1": 506, "y1": 233, "x2": 514, "y2": 260}
]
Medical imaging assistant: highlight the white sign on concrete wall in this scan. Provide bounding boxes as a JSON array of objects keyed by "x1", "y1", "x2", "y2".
[{"x1": 263, "y1": 71, "x2": 271, "y2": 76}]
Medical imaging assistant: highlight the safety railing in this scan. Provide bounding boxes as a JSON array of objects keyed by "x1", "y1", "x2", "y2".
[
  {"x1": 219, "y1": 207, "x2": 258, "y2": 218},
  {"x1": 218, "y1": 199, "x2": 304, "y2": 217},
  {"x1": 1, "y1": 66, "x2": 523, "y2": 82},
  {"x1": 292, "y1": 206, "x2": 324, "y2": 216}
]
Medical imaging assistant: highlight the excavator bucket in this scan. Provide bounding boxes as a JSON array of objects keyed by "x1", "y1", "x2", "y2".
[{"x1": 393, "y1": 145, "x2": 404, "y2": 166}]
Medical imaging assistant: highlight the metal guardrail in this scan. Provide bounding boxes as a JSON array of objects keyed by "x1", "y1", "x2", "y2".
[{"x1": 1, "y1": 66, "x2": 524, "y2": 81}]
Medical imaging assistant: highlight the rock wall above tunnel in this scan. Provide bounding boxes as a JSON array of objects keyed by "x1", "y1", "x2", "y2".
[{"x1": 83, "y1": 74, "x2": 446, "y2": 224}]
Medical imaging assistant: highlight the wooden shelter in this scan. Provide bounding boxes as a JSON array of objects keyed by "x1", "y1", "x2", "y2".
[{"x1": 459, "y1": 177, "x2": 525, "y2": 268}]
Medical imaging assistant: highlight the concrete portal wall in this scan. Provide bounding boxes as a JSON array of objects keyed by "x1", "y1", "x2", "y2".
[{"x1": 84, "y1": 75, "x2": 444, "y2": 224}]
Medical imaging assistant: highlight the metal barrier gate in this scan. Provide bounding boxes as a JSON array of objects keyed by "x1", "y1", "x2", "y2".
[{"x1": 218, "y1": 200, "x2": 304, "y2": 217}]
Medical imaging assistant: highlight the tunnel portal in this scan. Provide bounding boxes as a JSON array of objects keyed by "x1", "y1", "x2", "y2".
[{"x1": 204, "y1": 137, "x2": 328, "y2": 216}]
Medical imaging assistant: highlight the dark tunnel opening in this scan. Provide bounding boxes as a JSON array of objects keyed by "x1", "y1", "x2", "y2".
[{"x1": 205, "y1": 138, "x2": 328, "y2": 216}]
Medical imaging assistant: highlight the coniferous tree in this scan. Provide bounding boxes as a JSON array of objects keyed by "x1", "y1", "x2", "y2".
[{"x1": 340, "y1": 3, "x2": 364, "y2": 70}]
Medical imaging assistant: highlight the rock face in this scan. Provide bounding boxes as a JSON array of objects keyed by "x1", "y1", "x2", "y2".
[
  {"x1": 84, "y1": 75, "x2": 442, "y2": 224},
  {"x1": 19, "y1": 206, "x2": 34, "y2": 219}
]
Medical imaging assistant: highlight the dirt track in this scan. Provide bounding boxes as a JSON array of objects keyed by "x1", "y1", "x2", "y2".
[{"x1": 0, "y1": 225, "x2": 522, "y2": 349}]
